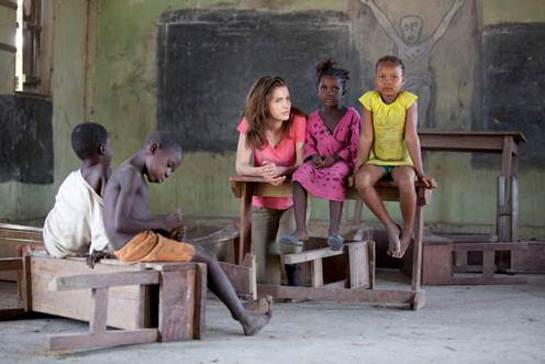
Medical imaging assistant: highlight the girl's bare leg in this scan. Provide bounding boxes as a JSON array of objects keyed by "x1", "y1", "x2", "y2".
[{"x1": 391, "y1": 166, "x2": 416, "y2": 258}]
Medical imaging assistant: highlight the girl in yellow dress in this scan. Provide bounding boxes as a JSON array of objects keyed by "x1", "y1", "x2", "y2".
[{"x1": 354, "y1": 55, "x2": 433, "y2": 258}]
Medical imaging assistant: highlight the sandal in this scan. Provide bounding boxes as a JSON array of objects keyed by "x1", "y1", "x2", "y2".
[
  {"x1": 327, "y1": 234, "x2": 344, "y2": 251},
  {"x1": 278, "y1": 234, "x2": 304, "y2": 254}
]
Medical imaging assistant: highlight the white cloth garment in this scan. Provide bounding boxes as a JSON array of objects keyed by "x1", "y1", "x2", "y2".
[{"x1": 43, "y1": 170, "x2": 111, "y2": 258}]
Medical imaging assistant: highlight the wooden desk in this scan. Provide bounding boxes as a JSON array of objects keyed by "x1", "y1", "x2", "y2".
[
  {"x1": 418, "y1": 130, "x2": 526, "y2": 242},
  {"x1": 230, "y1": 176, "x2": 436, "y2": 309}
]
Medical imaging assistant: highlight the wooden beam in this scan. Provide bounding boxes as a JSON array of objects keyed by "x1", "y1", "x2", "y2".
[
  {"x1": 283, "y1": 247, "x2": 344, "y2": 265},
  {"x1": 257, "y1": 284, "x2": 416, "y2": 305},
  {"x1": 0, "y1": 0, "x2": 16, "y2": 10},
  {"x1": 453, "y1": 242, "x2": 528, "y2": 252},
  {"x1": 451, "y1": 276, "x2": 527, "y2": 285},
  {"x1": 0, "y1": 308, "x2": 27, "y2": 321},
  {"x1": 49, "y1": 329, "x2": 158, "y2": 352},
  {"x1": 0, "y1": 42, "x2": 17, "y2": 53},
  {"x1": 49, "y1": 271, "x2": 160, "y2": 291},
  {"x1": 0, "y1": 257, "x2": 22, "y2": 271}
]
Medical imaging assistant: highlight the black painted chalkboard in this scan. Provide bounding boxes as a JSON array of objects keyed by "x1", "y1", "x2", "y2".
[
  {"x1": 157, "y1": 10, "x2": 361, "y2": 153},
  {"x1": 0, "y1": 95, "x2": 53, "y2": 183},
  {"x1": 478, "y1": 23, "x2": 545, "y2": 168}
]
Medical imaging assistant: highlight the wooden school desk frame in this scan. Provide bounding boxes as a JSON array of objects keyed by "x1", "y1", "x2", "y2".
[
  {"x1": 230, "y1": 175, "x2": 436, "y2": 310},
  {"x1": 0, "y1": 224, "x2": 257, "y2": 351}
]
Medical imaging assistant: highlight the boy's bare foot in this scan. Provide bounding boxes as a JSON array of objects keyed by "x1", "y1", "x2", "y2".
[
  {"x1": 241, "y1": 306, "x2": 272, "y2": 336},
  {"x1": 243, "y1": 295, "x2": 273, "y2": 315},
  {"x1": 395, "y1": 230, "x2": 412, "y2": 258},
  {"x1": 386, "y1": 223, "x2": 401, "y2": 257}
]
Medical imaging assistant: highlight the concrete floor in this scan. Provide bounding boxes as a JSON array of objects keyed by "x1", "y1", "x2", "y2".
[{"x1": 1, "y1": 273, "x2": 545, "y2": 364}]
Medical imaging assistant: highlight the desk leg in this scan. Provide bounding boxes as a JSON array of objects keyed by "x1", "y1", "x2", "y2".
[
  {"x1": 238, "y1": 183, "x2": 254, "y2": 265},
  {"x1": 411, "y1": 204, "x2": 423, "y2": 291}
]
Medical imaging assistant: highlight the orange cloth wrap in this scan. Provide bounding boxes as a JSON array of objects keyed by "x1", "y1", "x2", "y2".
[{"x1": 114, "y1": 230, "x2": 195, "y2": 263}]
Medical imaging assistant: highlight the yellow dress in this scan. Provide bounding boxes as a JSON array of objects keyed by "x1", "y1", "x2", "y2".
[{"x1": 358, "y1": 90, "x2": 418, "y2": 166}]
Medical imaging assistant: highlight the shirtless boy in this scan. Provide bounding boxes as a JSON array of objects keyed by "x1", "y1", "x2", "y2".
[{"x1": 103, "y1": 131, "x2": 270, "y2": 336}]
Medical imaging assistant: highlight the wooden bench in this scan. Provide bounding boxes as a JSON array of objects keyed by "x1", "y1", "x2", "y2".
[
  {"x1": 422, "y1": 237, "x2": 528, "y2": 285},
  {"x1": 0, "y1": 251, "x2": 208, "y2": 350},
  {"x1": 0, "y1": 225, "x2": 257, "y2": 351},
  {"x1": 230, "y1": 176, "x2": 436, "y2": 310},
  {"x1": 417, "y1": 130, "x2": 526, "y2": 242}
]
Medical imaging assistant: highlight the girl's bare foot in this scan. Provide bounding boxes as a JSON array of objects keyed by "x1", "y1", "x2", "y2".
[
  {"x1": 396, "y1": 229, "x2": 412, "y2": 258},
  {"x1": 386, "y1": 223, "x2": 401, "y2": 257}
]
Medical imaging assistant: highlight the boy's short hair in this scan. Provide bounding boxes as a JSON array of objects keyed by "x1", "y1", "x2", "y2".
[
  {"x1": 71, "y1": 122, "x2": 109, "y2": 160},
  {"x1": 376, "y1": 55, "x2": 405, "y2": 74},
  {"x1": 146, "y1": 131, "x2": 182, "y2": 153}
]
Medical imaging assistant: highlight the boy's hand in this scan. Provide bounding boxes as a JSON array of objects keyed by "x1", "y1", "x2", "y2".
[
  {"x1": 319, "y1": 155, "x2": 338, "y2": 169},
  {"x1": 170, "y1": 224, "x2": 187, "y2": 242},
  {"x1": 164, "y1": 208, "x2": 183, "y2": 231},
  {"x1": 86, "y1": 250, "x2": 116, "y2": 269}
]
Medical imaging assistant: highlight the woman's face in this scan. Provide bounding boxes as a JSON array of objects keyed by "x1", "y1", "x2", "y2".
[{"x1": 267, "y1": 86, "x2": 291, "y2": 122}]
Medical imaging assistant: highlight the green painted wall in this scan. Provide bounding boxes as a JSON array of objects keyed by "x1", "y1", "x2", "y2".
[
  {"x1": 1, "y1": 0, "x2": 544, "y2": 239},
  {"x1": 483, "y1": 0, "x2": 545, "y2": 25},
  {"x1": 0, "y1": 0, "x2": 87, "y2": 224}
]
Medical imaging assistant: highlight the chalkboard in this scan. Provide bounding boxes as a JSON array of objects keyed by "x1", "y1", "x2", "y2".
[
  {"x1": 0, "y1": 95, "x2": 53, "y2": 183},
  {"x1": 157, "y1": 9, "x2": 361, "y2": 153},
  {"x1": 477, "y1": 23, "x2": 545, "y2": 169}
]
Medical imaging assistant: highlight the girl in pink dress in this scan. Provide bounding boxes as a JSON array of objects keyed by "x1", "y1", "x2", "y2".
[{"x1": 280, "y1": 60, "x2": 361, "y2": 251}]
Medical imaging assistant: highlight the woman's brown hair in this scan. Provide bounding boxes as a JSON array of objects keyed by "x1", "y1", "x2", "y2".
[{"x1": 244, "y1": 75, "x2": 303, "y2": 149}]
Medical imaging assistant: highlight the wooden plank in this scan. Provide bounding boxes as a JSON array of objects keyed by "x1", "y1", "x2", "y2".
[
  {"x1": 0, "y1": 223, "x2": 43, "y2": 232},
  {"x1": 90, "y1": 288, "x2": 108, "y2": 334},
  {"x1": 451, "y1": 276, "x2": 527, "y2": 285},
  {"x1": 511, "y1": 177, "x2": 519, "y2": 242},
  {"x1": 218, "y1": 260, "x2": 253, "y2": 298},
  {"x1": 419, "y1": 134, "x2": 504, "y2": 152},
  {"x1": 243, "y1": 253, "x2": 257, "y2": 300},
  {"x1": 283, "y1": 247, "x2": 344, "y2": 265},
  {"x1": 322, "y1": 279, "x2": 348, "y2": 289},
  {"x1": 367, "y1": 241, "x2": 376, "y2": 289},
  {"x1": 49, "y1": 270, "x2": 159, "y2": 291},
  {"x1": 193, "y1": 263, "x2": 207, "y2": 340},
  {"x1": 453, "y1": 242, "x2": 528, "y2": 251},
  {"x1": 0, "y1": 257, "x2": 22, "y2": 271},
  {"x1": 0, "y1": 0, "x2": 16, "y2": 10},
  {"x1": 0, "y1": 41, "x2": 16, "y2": 53},
  {"x1": 31, "y1": 256, "x2": 150, "y2": 330},
  {"x1": 422, "y1": 244, "x2": 453, "y2": 285},
  {"x1": 257, "y1": 284, "x2": 415, "y2": 305},
  {"x1": 411, "y1": 205, "x2": 424, "y2": 290},
  {"x1": 0, "y1": 308, "x2": 27, "y2": 321},
  {"x1": 158, "y1": 266, "x2": 196, "y2": 342},
  {"x1": 348, "y1": 242, "x2": 369, "y2": 289},
  {"x1": 49, "y1": 329, "x2": 158, "y2": 352},
  {"x1": 411, "y1": 290, "x2": 426, "y2": 311},
  {"x1": 510, "y1": 241, "x2": 545, "y2": 273},
  {"x1": 482, "y1": 251, "x2": 495, "y2": 278},
  {"x1": 238, "y1": 182, "x2": 253, "y2": 264},
  {"x1": 22, "y1": 253, "x2": 32, "y2": 312},
  {"x1": 310, "y1": 259, "x2": 323, "y2": 287}
]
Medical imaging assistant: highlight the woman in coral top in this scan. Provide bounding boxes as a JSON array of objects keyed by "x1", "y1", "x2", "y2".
[{"x1": 235, "y1": 75, "x2": 306, "y2": 285}]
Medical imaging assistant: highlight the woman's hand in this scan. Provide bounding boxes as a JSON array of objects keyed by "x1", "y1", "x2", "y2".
[
  {"x1": 261, "y1": 161, "x2": 281, "y2": 178},
  {"x1": 264, "y1": 175, "x2": 286, "y2": 186}
]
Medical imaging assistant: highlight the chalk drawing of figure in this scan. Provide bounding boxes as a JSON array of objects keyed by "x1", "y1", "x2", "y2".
[{"x1": 360, "y1": 0, "x2": 464, "y2": 128}]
